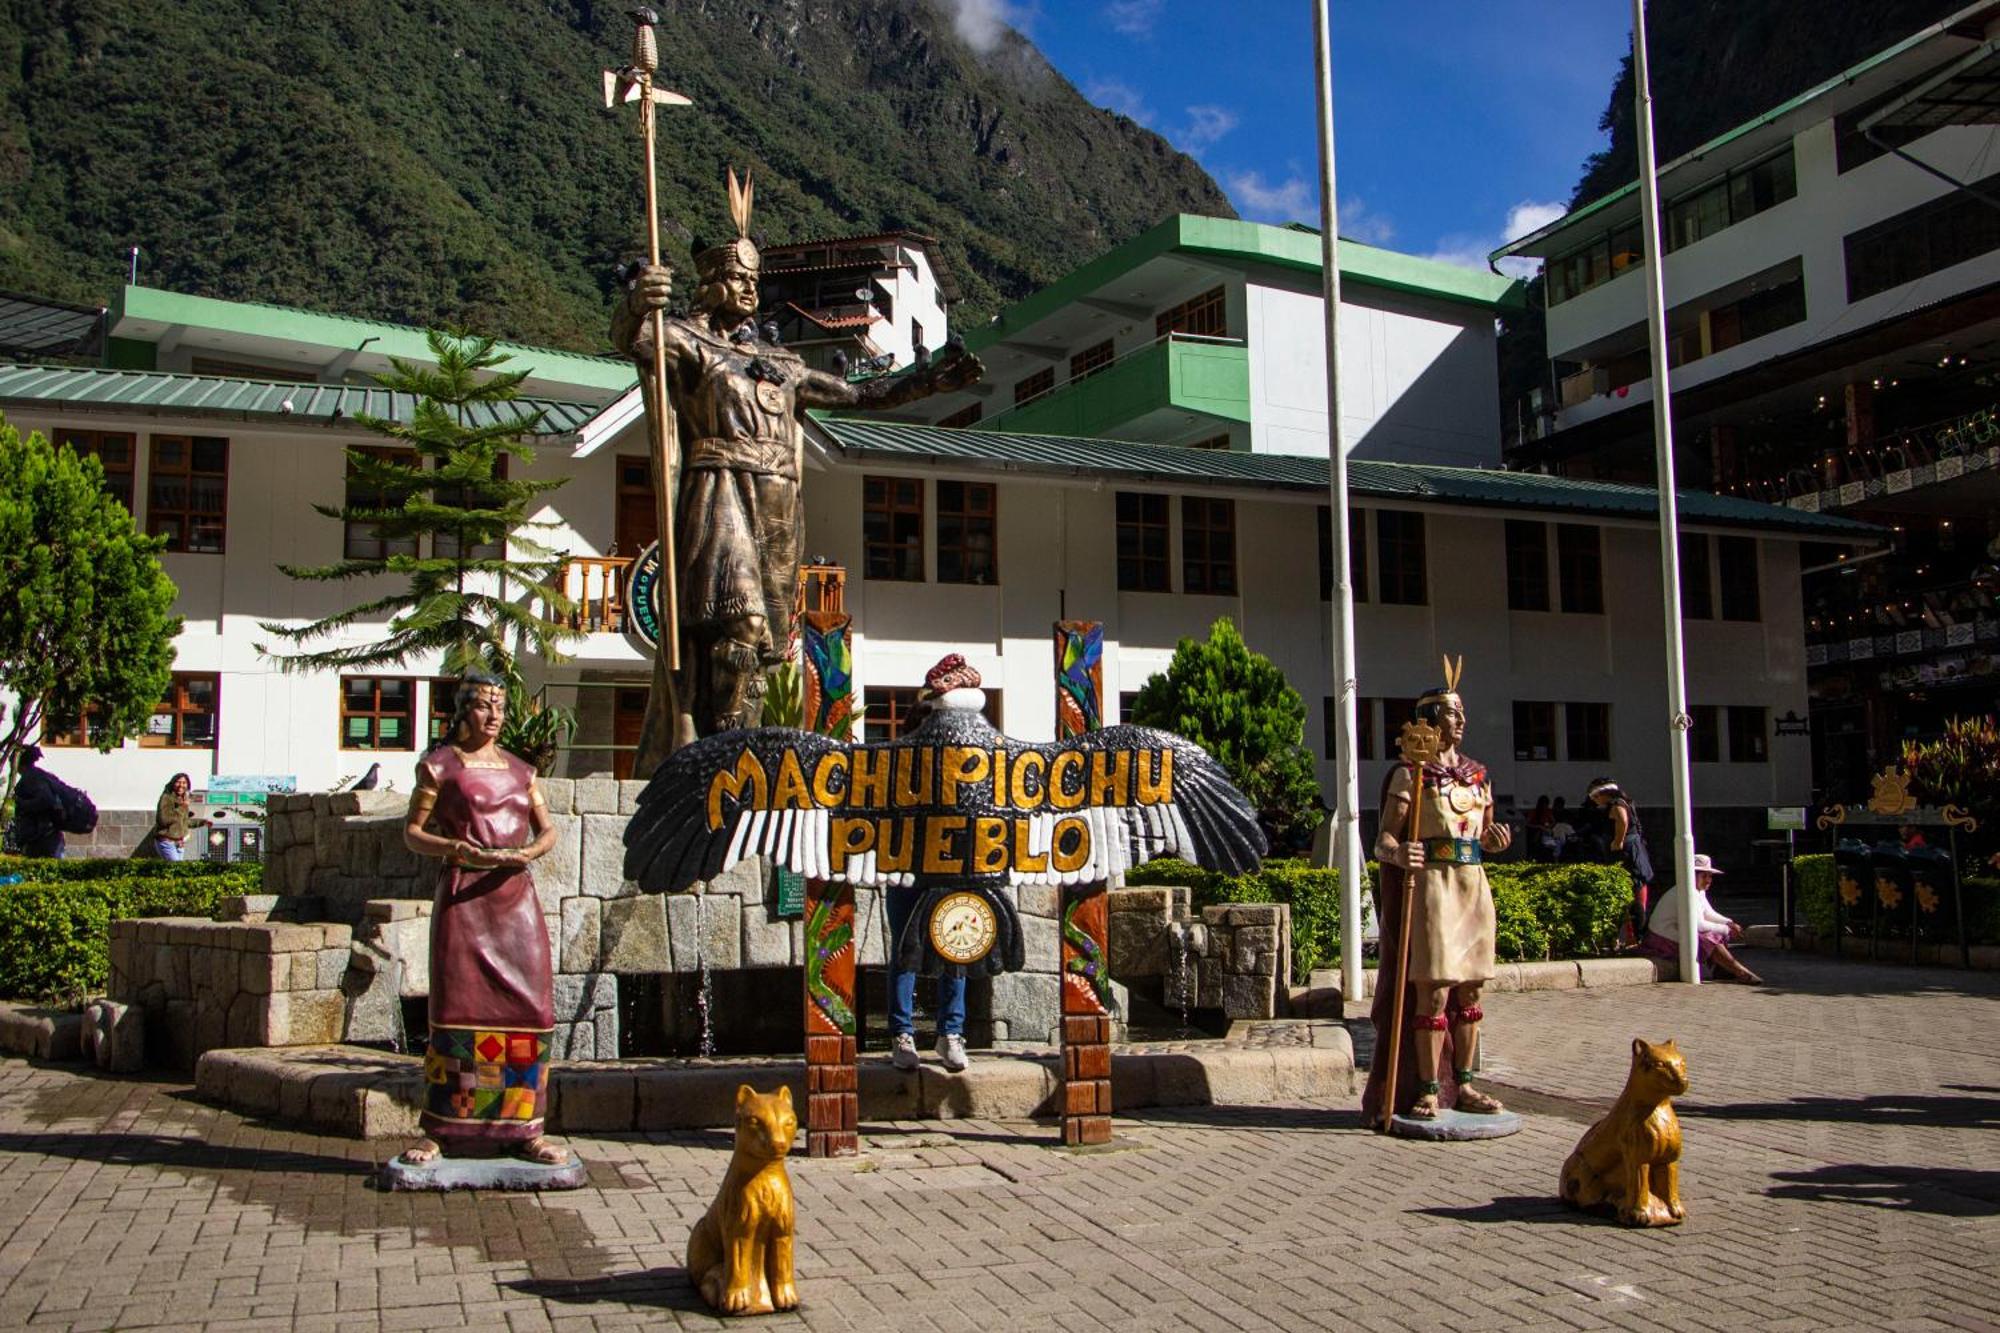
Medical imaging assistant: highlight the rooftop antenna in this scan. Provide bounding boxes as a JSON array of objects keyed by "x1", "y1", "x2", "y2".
[{"x1": 127, "y1": 246, "x2": 141, "y2": 286}]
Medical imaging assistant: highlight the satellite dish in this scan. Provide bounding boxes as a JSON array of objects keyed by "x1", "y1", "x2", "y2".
[{"x1": 854, "y1": 287, "x2": 874, "y2": 303}]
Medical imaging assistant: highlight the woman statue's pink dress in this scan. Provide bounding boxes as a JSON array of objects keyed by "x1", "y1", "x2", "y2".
[{"x1": 418, "y1": 747, "x2": 554, "y2": 1152}]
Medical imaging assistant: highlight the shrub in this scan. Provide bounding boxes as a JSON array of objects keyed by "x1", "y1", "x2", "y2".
[
  {"x1": 0, "y1": 858, "x2": 258, "y2": 1002},
  {"x1": 1794, "y1": 852, "x2": 2000, "y2": 944},
  {"x1": 1486, "y1": 862, "x2": 1632, "y2": 960}
]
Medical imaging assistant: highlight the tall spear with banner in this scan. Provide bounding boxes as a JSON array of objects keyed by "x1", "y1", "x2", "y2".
[
  {"x1": 1377, "y1": 706, "x2": 1442, "y2": 1132},
  {"x1": 605, "y1": 8, "x2": 691, "y2": 676}
]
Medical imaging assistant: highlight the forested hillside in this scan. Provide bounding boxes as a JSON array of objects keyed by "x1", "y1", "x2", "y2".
[
  {"x1": 0, "y1": 0, "x2": 1230, "y2": 352},
  {"x1": 1571, "y1": 0, "x2": 1966, "y2": 206}
]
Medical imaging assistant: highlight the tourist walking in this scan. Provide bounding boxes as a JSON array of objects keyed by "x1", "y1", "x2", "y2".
[
  {"x1": 9, "y1": 745, "x2": 90, "y2": 859},
  {"x1": 1584, "y1": 777, "x2": 1654, "y2": 941},
  {"x1": 149, "y1": 773, "x2": 208, "y2": 861}
]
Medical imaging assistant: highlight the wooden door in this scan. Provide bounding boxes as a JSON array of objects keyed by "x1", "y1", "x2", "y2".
[{"x1": 612, "y1": 686, "x2": 648, "y2": 780}]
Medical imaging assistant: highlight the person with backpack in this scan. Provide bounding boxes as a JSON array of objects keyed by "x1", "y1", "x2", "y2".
[{"x1": 10, "y1": 745, "x2": 94, "y2": 859}]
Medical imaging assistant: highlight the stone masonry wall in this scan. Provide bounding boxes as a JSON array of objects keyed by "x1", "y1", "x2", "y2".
[{"x1": 1105, "y1": 886, "x2": 1291, "y2": 1021}]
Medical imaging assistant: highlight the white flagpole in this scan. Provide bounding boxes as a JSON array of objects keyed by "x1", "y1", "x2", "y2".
[
  {"x1": 1630, "y1": 0, "x2": 1701, "y2": 984},
  {"x1": 1313, "y1": 0, "x2": 1366, "y2": 1001}
]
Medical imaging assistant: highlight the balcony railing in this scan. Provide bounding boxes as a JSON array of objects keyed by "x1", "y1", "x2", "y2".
[
  {"x1": 981, "y1": 332, "x2": 1249, "y2": 438},
  {"x1": 553, "y1": 555, "x2": 634, "y2": 633}
]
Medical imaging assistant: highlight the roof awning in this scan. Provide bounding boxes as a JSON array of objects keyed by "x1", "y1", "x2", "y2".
[
  {"x1": 1860, "y1": 39, "x2": 2000, "y2": 135},
  {"x1": 0, "y1": 293, "x2": 104, "y2": 361}
]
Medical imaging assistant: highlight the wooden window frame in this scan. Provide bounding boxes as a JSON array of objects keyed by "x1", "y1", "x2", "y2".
[
  {"x1": 344, "y1": 446, "x2": 419, "y2": 561},
  {"x1": 1115, "y1": 491, "x2": 1171, "y2": 593},
  {"x1": 432, "y1": 453, "x2": 508, "y2": 561},
  {"x1": 1513, "y1": 700, "x2": 1558, "y2": 762},
  {"x1": 862, "y1": 475, "x2": 925, "y2": 582},
  {"x1": 147, "y1": 435, "x2": 230, "y2": 554},
  {"x1": 340, "y1": 675, "x2": 417, "y2": 752},
  {"x1": 614, "y1": 453, "x2": 657, "y2": 556},
  {"x1": 1556, "y1": 523, "x2": 1604, "y2": 615},
  {"x1": 1069, "y1": 339, "x2": 1114, "y2": 382},
  {"x1": 935, "y1": 480, "x2": 998, "y2": 586},
  {"x1": 428, "y1": 678, "x2": 459, "y2": 745},
  {"x1": 143, "y1": 672, "x2": 219, "y2": 749},
  {"x1": 1375, "y1": 509, "x2": 1428, "y2": 606},
  {"x1": 1013, "y1": 367, "x2": 1055, "y2": 407},
  {"x1": 56, "y1": 428, "x2": 137, "y2": 512},
  {"x1": 1181, "y1": 496, "x2": 1237, "y2": 596},
  {"x1": 1564, "y1": 702, "x2": 1612, "y2": 763},
  {"x1": 1505, "y1": 520, "x2": 1551, "y2": 612},
  {"x1": 1155, "y1": 286, "x2": 1227, "y2": 339}
]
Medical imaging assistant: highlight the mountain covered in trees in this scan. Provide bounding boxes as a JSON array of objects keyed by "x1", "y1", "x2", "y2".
[
  {"x1": 0, "y1": 0, "x2": 1231, "y2": 352},
  {"x1": 1571, "y1": 0, "x2": 1966, "y2": 207}
]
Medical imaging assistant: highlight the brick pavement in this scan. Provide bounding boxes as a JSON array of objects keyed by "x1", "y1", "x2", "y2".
[{"x1": 0, "y1": 949, "x2": 1994, "y2": 1330}]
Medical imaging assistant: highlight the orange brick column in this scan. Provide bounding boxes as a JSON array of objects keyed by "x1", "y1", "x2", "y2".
[
  {"x1": 1059, "y1": 883, "x2": 1113, "y2": 1146},
  {"x1": 803, "y1": 878, "x2": 858, "y2": 1157}
]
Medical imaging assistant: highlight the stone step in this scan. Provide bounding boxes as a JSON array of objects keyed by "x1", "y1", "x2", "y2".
[
  {"x1": 0, "y1": 1004, "x2": 82, "y2": 1062},
  {"x1": 193, "y1": 1032, "x2": 1358, "y2": 1140}
]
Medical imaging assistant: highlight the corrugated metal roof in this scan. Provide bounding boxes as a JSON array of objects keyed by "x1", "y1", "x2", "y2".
[
  {"x1": 0, "y1": 364, "x2": 599, "y2": 434},
  {"x1": 0, "y1": 294, "x2": 103, "y2": 359},
  {"x1": 810, "y1": 416, "x2": 1886, "y2": 540}
]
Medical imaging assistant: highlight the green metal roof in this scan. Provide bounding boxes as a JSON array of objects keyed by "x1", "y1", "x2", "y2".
[
  {"x1": 968, "y1": 215, "x2": 1525, "y2": 355},
  {"x1": 111, "y1": 286, "x2": 639, "y2": 394},
  {"x1": 0, "y1": 364, "x2": 599, "y2": 434},
  {"x1": 1491, "y1": 1, "x2": 1997, "y2": 262},
  {"x1": 810, "y1": 415, "x2": 1885, "y2": 541}
]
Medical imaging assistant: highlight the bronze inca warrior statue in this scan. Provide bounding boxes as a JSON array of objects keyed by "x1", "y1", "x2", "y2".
[{"x1": 612, "y1": 171, "x2": 982, "y2": 768}]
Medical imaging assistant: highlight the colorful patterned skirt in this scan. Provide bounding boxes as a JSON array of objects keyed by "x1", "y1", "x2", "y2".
[{"x1": 421, "y1": 1024, "x2": 552, "y2": 1148}]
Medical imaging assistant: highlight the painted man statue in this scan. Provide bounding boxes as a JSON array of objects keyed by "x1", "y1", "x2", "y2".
[
  {"x1": 1361, "y1": 671, "x2": 1513, "y2": 1123},
  {"x1": 612, "y1": 171, "x2": 982, "y2": 769}
]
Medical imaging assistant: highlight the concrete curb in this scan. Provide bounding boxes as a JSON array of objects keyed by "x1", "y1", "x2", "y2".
[
  {"x1": 194, "y1": 1032, "x2": 1358, "y2": 1140},
  {"x1": 0, "y1": 1004, "x2": 83, "y2": 1063},
  {"x1": 1337, "y1": 956, "x2": 1671, "y2": 1001},
  {"x1": 1741, "y1": 925, "x2": 2000, "y2": 971}
]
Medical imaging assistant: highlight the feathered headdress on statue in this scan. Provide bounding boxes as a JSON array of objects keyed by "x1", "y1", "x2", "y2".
[
  {"x1": 695, "y1": 167, "x2": 759, "y2": 281},
  {"x1": 1415, "y1": 654, "x2": 1465, "y2": 715}
]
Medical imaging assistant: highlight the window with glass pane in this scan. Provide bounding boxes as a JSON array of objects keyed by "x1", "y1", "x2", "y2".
[
  {"x1": 147, "y1": 436, "x2": 229, "y2": 553},
  {"x1": 429, "y1": 678, "x2": 459, "y2": 743},
  {"x1": 345, "y1": 447, "x2": 420, "y2": 560},
  {"x1": 1116, "y1": 492, "x2": 1170, "y2": 592},
  {"x1": 863, "y1": 686, "x2": 922, "y2": 743},
  {"x1": 1717, "y1": 536, "x2": 1760, "y2": 621},
  {"x1": 1557, "y1": 524, "x2": 1604, "y2": 614},
  {"x1": 1181, "y1": 496, "x2": 1236, "y2": 595},
  {"x1": 144, "y1": 673, "x2": 218, "y2": 748},
  {"x1": 1323, "y1": 696, "x2": 1377, "y2": 763},
  {"x1": 1317, "y1": 506, "x2": 1368, "y2": 602},
  {"x1": 1069, "y1": 339, "x2": 1114, "y2": 381},
  {"x1": 1375, "y1": 509, "x2": 1426, "y2": 605},
  {"x1": 58, "y1": 429, "x2": 136, "y2": 511},
  {"x1": 1565, "y1": 702, "x2": 1611, "y2": 762},
  {"x1": 1013, "y1": 367, "x2": 1054, "y2": 407},
  {"x1": 1382, "y1": 698, "x2": 1419, "y2": 756},
  {"x1": 341, "y1": 676, "x2": 415, "y2": 750},
  {"x1": 433, "y1": 454, "x2": 507, "y2": 560},
  {"x1": 1154, "y1": 286, "x2": 1226, "y2": 339},
  {"x1": 1689, "y1": 704, "x2": 1719, "y2": 763},
  {"x1": 1680, "y1": 535, "x2": 1714, "y2": 619},
  {"x1": 1505, "y1": 520, "x2": 1550, "y2": 611},
  {"x1": 1511, "y1": 701, "x2": 1557, "y2": 761},
  {"x1": 936, "y1": 480, "x2": 997, "y2": 585},
  {"x1": 1727, "y1": 706, "x2": 1768, "y2": 763},
  {"x1": 862, "y1": 476, "x2": 924, "y2": 581}
]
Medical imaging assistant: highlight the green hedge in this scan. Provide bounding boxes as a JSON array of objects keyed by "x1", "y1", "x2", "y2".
[
  {"x1": 1795, "y1": 852, "x2": 2000, "y2": 944},
  {"x1": 0, "y1": 857, "x2": 260, "y2": 1003},
  {"x1": 1126, "y1": 856, "x2": 1632, "y2": 976}
]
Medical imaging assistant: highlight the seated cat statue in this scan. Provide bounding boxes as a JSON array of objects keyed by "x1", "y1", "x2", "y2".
[
  {"x1": 1559, "y1": 1038, "x2": 1689, "y2": 1227},
  {"x1": 688, "y1": 1084, "x2": 800, "y2": 1315}
]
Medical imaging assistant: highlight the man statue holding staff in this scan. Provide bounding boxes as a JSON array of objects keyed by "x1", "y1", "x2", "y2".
[
  {"x1": 1362, "y1": 658, "x2": 1512, "y2": 1125},
  {"x1": 612, "y1": 172, "x2": 980, "y2": 768}
]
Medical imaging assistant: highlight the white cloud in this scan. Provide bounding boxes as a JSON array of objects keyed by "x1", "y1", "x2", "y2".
[
  {"x1": 1086, "y1": 76, "x2": 1153, "y2": 125},
  {"x1": 1180, "y1": 104, "x2": 1239, "y2": 151},
  {"x1": 936, "y1": 0, "x2": 1033, "y2": 55},
  {"x1": 1104, "y1": 0, "x2": 1161, "y2": 36},
  {"x1": 1339, "y1": 196, "x2": 1396, "y2": 245},
  {"x1": 1421, "y1": 198, "x2": 1568, "y2": 276},
  {"x1": 1225, "y1": 170, "x2": 1315, "y2": 225}
]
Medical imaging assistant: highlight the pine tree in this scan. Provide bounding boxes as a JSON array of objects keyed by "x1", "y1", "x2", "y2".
[
  {"x1": 0, "y1": 422, "x2": 181, "y2": 803},
  {"x1": 1128, "y1": 617, "x2": 1325, "y2": 853},
  {"x1": 258, "y1": 330, "x2": 581, "y2": 760}
]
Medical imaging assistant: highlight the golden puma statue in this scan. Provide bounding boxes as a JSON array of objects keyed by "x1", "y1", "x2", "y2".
[
  {"x1": 688, "y1": 1084, "x2": 800, "y2": 1314},
  {"x1": 1559, "y1": 1038, "x2": 1688, "y2": 1227}
]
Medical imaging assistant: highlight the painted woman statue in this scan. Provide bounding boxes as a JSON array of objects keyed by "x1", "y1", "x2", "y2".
[
  {"x1": 396, "y1": 672, "x2": 567, "y2": 1170},
  {"x1": 1361, "y1": 663, "x2": 1513, "y2": 1127}
]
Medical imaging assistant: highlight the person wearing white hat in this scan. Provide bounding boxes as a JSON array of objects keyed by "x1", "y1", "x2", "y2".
[{"x1": 1639, "y1": 853, "x2": 1763, "y2": 984}]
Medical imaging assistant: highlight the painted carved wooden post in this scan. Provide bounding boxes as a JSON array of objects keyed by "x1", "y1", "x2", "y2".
[
  {"x1": 800, "y1": 606, "x2": 859, "y2": 1157},
  {"x1": 1054, "y1": 621, "x2": 1113, "y2": 1145}
]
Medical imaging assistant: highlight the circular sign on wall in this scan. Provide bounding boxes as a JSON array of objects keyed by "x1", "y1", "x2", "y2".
[
  {"x1": 928, "y1": 891, "x2": 999, "y2": 966},
  {"x1": 626, "y1": 541, "x2": 664, "y2": 649}
]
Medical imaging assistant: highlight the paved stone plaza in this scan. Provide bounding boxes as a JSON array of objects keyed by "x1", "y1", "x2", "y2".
[{"x1": 0, "y1": 950, "x2": 1994, "y2": 1331}]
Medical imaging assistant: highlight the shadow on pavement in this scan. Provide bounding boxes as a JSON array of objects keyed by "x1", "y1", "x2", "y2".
[
  {"x1": 1684, "y1": 1089, "x2": 2000, "y2": 1130},
  {"x1": 506, "y1": 1267, "x2": 711, "y2": 1313},
  {"x1": 1766, "y1": 1164, "x2": 2000, "y2": 1216},
  {"x1": 1411, "y1": 1195, "x2": 1606, "y2": 1226},
  {"x1": 0, "y1": 1129, "x2": 355, "y2": 1175}
]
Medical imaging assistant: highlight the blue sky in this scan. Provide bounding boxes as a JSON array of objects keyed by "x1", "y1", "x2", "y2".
[{"x1": 941, "y1": 1, "x2": 1636, "y2": 273}]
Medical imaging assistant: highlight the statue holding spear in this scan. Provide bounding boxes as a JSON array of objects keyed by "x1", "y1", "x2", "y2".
[
  {"x1": 1361, "y1": 657, "x2": 1515, "y2": 1134},
  {"x1": 605, "y1": 9, "x2": 983, "y2": 771}
]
